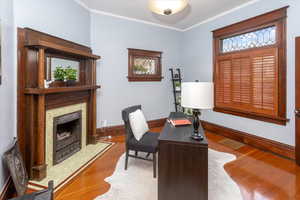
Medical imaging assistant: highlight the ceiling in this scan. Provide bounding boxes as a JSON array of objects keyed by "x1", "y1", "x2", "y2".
[{"x1": 78, "y1": 0, "x2": 256, "y2": 31}]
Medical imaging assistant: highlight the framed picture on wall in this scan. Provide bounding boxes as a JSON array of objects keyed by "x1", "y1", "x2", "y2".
[{"x1": 127, "y1": 48, "x2": 163, "y2": 82}]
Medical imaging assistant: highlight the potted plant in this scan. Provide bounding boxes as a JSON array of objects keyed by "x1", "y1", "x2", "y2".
[
  {"x1": 175, "y1": 81, "x2": 181, "y2": 91},
  {"x1": 176, "y1": 96, "x2": 181, "y2": 104},
  {"x1": 184, "y1": 108, "x2": 193, "y2": 116},
  {"x1": 65, "y1": 66, "x2": 77, "y2": 86},
  {"x1": 51, "y1": 66, "x2": 66, "y2": 87}
]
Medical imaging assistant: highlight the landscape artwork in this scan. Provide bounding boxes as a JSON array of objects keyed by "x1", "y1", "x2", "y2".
[{"x1": 133, "y1": 57, "x2": 156, "y2": 75}]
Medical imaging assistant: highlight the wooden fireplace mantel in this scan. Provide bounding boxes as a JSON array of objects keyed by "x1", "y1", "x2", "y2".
[
  {"x1": 17, "y1": 28, "x2": 101, "y2": 181},
  {"x1": 25, "y1": 39, "x2": 101, "y2": 59},
  {"x1": 24, "y1": 85, "x2": 101, "y2": 95}
]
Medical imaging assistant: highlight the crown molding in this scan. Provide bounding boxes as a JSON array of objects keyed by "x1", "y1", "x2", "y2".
[
  {"x1": 73, "y1": 0, "x2": 183, "y2": 32},
  {"x1": 74, "y1": 0, "x2": 90, "y2": 11},
  {"x1": 182, "y1": 0, "x2": 261, "y2": 31},
  {"x1": 90, "y1": 9, "x2": 183, "y2": 32},
  {"x1": 74, "y1": 0, "x2": 261, "y2": 32}
]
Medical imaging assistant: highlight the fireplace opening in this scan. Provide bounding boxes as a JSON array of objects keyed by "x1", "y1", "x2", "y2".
[{"x1": 53, "y1": 111, "x2": 82, "y2": 165}]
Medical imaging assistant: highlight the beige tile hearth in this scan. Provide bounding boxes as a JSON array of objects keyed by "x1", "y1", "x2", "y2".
[
  {"x1": 28, "y1": 102, "x2": 116, "y2": 192},
  {"x1": 29, "y1": 142, "x2": 113, "y2": 191}
]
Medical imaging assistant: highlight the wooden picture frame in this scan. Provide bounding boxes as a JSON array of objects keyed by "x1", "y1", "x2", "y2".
[
  {"x1": 3, "y1": 139, "x2": 29, "y2": 196},
  {"x1": 127, "y1": 48, "x2": 163, "y2": 82}
]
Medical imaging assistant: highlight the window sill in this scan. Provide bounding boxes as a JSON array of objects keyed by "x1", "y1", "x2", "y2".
[
  {"x1": 127, "y1": 76, "x2": 163, "y2": 82},
  {"x1": 213, "y1": 107, "x2": 289, "y2": 126}
]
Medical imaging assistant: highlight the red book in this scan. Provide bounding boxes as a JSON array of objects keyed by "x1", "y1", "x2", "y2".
[{"x1": 168, "y1": 118, "x2": 192, "y2": 126}]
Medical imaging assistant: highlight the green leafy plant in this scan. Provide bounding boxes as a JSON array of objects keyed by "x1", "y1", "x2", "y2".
[
  {"x1": 65, "y1": 66, "x2": 77, "y2": 81},
  {"x1": 176, "y1": 96, "x2": 181, "y2": 104},
  {"x1": 175, "y1": 81, "x2": 181, "y2": 88},
  {"x1": 184, "y1": 108, "x2": 193, "y2": 116},
  {"x1": 54, "y1": 66, "x2": 66, "y2": 81}
]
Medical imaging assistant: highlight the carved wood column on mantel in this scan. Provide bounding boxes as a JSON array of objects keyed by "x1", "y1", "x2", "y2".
[
  {"x1": 32, "y1": 48, "x2": 47, "y2": 181},
  {"x1": 89, "y1": 59, "x2": 98, "y2": 144}
]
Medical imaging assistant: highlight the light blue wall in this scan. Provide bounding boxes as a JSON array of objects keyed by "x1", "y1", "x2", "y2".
[
  {"x1": 14, "y1": 0, "x2": 91, "y2": 46},
  {"x1": 0, "y1": 0, "x2": 92, "y2": 192},
  {"x1": 91, "y1": 13, "x2": 182, "y2": 127},
  {"x1": 2, "y1": 1, "x2": 299, "y2": 194},
  {"x1": 0, "y1": 0, "x2": 16, "y2": 192},
  {"x1": 182, "y1": 0, "x2": 300, "y2": 146}
]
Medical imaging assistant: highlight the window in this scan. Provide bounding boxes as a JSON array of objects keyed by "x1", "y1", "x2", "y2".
[
  {"x1": 127, "y1": 48, "x2": 163, "y2": 82},
  {"x1": 213, "y1": 7, "x2": 288, "y2": 125},
  {"x1": 221, "y1": 26, "x2": 276, "y2": 53}
]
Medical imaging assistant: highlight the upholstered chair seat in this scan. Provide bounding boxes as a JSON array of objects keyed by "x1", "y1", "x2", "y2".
[{"x1": 127, "y1": 132, "x2": 159, "y2": 153}]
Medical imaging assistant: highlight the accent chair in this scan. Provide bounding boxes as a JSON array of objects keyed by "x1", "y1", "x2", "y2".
[{"x1": 121, "y1": 105, "x2": 159, "y2": 178}]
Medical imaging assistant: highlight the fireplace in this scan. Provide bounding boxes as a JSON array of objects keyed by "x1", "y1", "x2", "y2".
[
  {"x1": 53, "y1": 111, "x2": 82, "y2": 165},
  {"x1": 18, "y1": 28, "x2": 100, "y2": 180}
]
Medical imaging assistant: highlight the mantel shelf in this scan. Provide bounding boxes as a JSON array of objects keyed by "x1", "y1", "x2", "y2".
[
  {"x1": 24, "y1": 85, "x2": 101, "y2": 95},
  {"x1": 25, "y1": 40, "x2": 101, "y2": 60}
]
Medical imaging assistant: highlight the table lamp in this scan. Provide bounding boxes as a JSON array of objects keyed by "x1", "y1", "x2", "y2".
[{"x1": 181, "y1": 82, "x2": 214, "y2": 140}]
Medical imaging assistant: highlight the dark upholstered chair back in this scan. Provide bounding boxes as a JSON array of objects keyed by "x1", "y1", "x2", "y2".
[
  {"x1": 122, "y1": 105, "x2": 142, "y2": 143},
  {"x1": 122, "y1": 105, "x2": 159, "y2": 178}
]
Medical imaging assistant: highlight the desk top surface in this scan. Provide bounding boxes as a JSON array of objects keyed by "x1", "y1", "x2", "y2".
[{"x1": 158, "y1": 112, "x2": 208, "y2": 146}]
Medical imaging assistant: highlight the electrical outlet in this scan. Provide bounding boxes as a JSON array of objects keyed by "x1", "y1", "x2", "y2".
[{"x1": 101, "y1": 120, "x2": 107, "y2": 127}]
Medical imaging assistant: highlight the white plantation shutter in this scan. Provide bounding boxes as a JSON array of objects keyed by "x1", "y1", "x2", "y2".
[{"x1": 215, "y1": 48, "x2": 278, "y2": 117}]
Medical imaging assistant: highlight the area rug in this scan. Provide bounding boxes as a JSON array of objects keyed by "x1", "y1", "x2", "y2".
[
  {"x1": 95, "y1": 149, "x2": 242, "y2": 200},
  {"x1": 29, "y1": 142, "x2": 113, "y2": 192}
]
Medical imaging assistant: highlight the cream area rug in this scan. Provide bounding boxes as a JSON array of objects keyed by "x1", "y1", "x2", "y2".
[{"x1": 95, "y1": 149, "x2": 243, "y2": 200}]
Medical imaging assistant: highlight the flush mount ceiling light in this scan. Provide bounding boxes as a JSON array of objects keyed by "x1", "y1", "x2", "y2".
[{"x1": 149, "y1": 0, "x2": 189, "y2": 16}]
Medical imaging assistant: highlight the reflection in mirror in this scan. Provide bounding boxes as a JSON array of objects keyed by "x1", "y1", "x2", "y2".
[{"x1": 46, "y1": 57, "x2": 80, "y2": 81}]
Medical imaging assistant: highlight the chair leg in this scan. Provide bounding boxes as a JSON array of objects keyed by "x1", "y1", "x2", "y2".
[
  {"x1": 153, "y1": 153, "x2": 157, "y2": 178},
  {"x1": 125, "y1": 149, "x2": 129, "y2": 170},
  {"x1": 135, "y1": 151, "x2": 138, "y2": 157}
]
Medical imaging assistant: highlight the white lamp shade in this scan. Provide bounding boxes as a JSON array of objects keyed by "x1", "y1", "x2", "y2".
[
  {"x1": 149, "y1": 0, "x2": 188, "y2": 15},
  {"x1": 181, "y1": 82, "x2": 214, "y2": 109}
]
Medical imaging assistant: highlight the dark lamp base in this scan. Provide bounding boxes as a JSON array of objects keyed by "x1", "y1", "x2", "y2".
[
  {"x1": 191, "y1": 134, "x2": 204, "y2": 141},
  {"x1": 191, "y1": 109, "x2": 204, "y2": 141}
]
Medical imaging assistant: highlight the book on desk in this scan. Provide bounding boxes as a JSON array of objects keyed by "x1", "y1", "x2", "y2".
[{"x1": 167, "y1": 118, "x2": 192, "y2": 127}]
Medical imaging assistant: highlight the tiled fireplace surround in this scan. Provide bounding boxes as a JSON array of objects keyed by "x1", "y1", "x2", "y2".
[{"x1": 45, "y1": 103, "x2": 87, "y2": 169}]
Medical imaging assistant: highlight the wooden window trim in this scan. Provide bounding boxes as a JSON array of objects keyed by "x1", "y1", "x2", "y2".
[
  {"x1": 127, "y1": 48, "x2": 163, "y2": 82},
  {"x1": 212, "y1": 7, "x2": 289, "y2": 125},
  {"x1": 213, "y1": 7, "x2": 289, "y2": 38}
]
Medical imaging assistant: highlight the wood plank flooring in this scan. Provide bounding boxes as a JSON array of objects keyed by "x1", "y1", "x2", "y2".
[{"x1": 54, "y1": 127, "x2": 300, "y2": 200}]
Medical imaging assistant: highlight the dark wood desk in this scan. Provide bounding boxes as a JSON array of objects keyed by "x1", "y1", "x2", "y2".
[{"x1": 158, "y1": 112, "x2": 208, "y2": 200}]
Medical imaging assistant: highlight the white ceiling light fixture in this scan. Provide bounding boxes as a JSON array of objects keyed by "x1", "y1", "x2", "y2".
[{"x1": 149, "y1": 0, "x2": 189, "y2": 16}]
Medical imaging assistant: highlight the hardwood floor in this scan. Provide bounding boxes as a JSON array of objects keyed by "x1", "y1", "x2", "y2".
[{"x1": 54, "y1": 127, "x2": 300, "y2": 200}]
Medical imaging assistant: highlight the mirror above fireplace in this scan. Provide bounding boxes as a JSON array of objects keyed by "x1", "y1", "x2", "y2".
[{"x1": 46, "y1": 56, "x2": 80, "y2": 82}]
